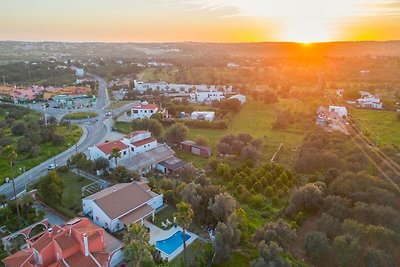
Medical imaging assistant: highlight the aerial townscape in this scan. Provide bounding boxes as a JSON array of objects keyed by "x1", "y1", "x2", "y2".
[{"x1": 1, "y1": 1, "x2": 400, "y2": 267}]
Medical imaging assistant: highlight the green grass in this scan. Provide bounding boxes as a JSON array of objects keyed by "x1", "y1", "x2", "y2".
[
  {"x1": 114, "y1": 121, "x2": 131, "y2": 134},
  {"x1": 153, "y1": 205, "x2": 176, "y2": 230},
  {"x1": 168, "y1": 240, "x2": 206, "y2": 267},
  {"x1": 186, "y1": 99, "x2": 308, "y2": 168},
  {"x1": 0, "y1": 125, "x2": 82, "y2": 184},
  {"x1": 63, "y1": 112, "x2": 98, "y2": 120},
  {"x1": 174, "y1": 150, "x2": 209, "y2": 169},
  {"x1": 351, "y1": 108, "x2": 400, "y2": 149},
  {"x1": 59, "y1": 171, "x2": 92, "y2": 214}
]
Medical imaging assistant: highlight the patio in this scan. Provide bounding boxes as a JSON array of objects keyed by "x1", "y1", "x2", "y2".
[{"x1": 144, "y1": 221, "x2": 198, "y2": 261}]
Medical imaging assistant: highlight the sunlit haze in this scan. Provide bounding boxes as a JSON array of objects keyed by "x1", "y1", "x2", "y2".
[{"x1": 1, "y1": 0, "x2": 400, "y2": 42}]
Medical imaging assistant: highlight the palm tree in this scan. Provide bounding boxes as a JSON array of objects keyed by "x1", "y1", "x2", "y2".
[
  {"x1": 109, "y1": 147, "x2": 121, "y2": 167},
  {"x1": 124, "y1": 224, "x2": 154, "y2": 267},
  {"x1": 4, "y1": 145, "x2": 21, "y2": 225},
  {"x1": 174, "y1": 202, "x2": 194, "y2": 267}
]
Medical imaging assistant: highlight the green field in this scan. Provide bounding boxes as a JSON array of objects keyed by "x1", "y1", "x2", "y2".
[
  {"x1": 351, "y1": 108, "x2": 400, "y2": 149},
  {"x1": 63, "y1": 112, "x2": 98, "y2": 120},
  {"x1": 187, "y1": 99, "x2": 310, "y2": 168},
  {"x1": 0, "y1": 124, "x2": 82, "y2": 185},
  {"x1": 106, "y1": 101, "x2": 134, "y2": 109}
]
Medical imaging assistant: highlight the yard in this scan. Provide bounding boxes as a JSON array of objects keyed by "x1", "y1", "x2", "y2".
[
  {"x1": 63, "y1": 111, "x2": 98, "y2": 120},
  {"x1": 351, "y1": 108, "x2": 400, "y2": 149},
  {"x1": 59, "y1": 171, "x2": 92, "y2": 214},
  {"x1": 106, "y1": 100, "x2": 134, "y2": 109},
  {"x1": 0, "y1": 124, "x2": 82, "y2": 185},
  {"x1": 168, "y1": 240, "x2": 208, "y2": 267}
]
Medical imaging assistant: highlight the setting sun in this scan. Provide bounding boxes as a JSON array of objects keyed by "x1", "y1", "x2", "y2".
[{"x1": 280, "y1": 20, "x2": 334, "y2": 43}]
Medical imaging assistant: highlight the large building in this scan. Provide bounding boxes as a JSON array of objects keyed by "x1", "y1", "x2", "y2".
[
  {"x1": 131, "y1": 102, "x2": 159, "y2": 119},
  {"x1": 82, "y1": 181, "x2": 163, "y2": 232},
  {"x1": 2, "y1": 217, "x2": 123, "y2": 267},
  {"x1": 88, "y1": 131, "x2": 157, "y2": 168},
  {"x1": 357, "y1": 91, "x2": 383, "y2": 109}
]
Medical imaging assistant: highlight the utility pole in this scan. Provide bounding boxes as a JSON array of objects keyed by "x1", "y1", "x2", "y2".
[
  {"x1": 2, "y1": 75, "x2": 5, "y2": 85},
  {"x1": 11, "y1": 160, "x2": 21, "y2": 226}
]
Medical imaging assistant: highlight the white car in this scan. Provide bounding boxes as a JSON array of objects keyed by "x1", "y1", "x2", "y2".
[{"x1": 48, "y1": 164, "x2": 58, "y2": 170}]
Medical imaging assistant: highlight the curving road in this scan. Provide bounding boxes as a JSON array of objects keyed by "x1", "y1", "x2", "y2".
[{"x1": 0, "y1": 73, "x2": 111, "y2": 199}]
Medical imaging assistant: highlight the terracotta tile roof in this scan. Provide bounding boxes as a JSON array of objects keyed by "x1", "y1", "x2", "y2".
[
  {"x1": 124, "y1": 144, "x2": 175, "y2": 171},
  {"x1": 64, "y1": 251, "x2": 98, "y2": 267},
  {"x1": 119, "y1": 204, "x2": 154, "y2": 226},
  {"x1": 131, "y1": 137, "x2": 156, "y2": 147},
  {"x1": 124, "y1": 131, "x2": 147, "y2": 139},
  {"x1": 93, "y1": 182, "x2": 154, "y2": 219},
  {"x1": 31, "y1": 225, "x2": 61, "y2": 252},
  {"x1": 92, "y1": 251, "x2": 109, "y2": 266},
  {"x1": 137, "y1": 181, "x2": 151, "y2": 191},
  {"x1": 103, "y1": 232, "x2": 123, "y2": 254},
  {"x1": 84, "y1": 183, "x2": 131, "y2": 200},
  {"x1": 54, "y1": 233, "x2": 79, "y2": 251},
  {"x1": 96, "y1": 140, "x2": 128, "y2": 155},
  {"x1": 2, "y1": 250, "x2": 33, "y2": 267},
  {"x1": 132, "y1": 103, "x2": 158, "y2": 110}
]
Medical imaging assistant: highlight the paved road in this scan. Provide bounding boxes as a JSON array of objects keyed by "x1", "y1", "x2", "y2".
[{"x1": 0, "y1": 73, "x2": 111, "y2": 200}]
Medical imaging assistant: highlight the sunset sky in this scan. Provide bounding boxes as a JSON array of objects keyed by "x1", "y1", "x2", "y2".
[{"x1": 1, "y1": 0, "x2": 400, "y2": 43}]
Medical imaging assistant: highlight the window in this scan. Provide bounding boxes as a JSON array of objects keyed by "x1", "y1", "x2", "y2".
[
  {"x1": 123, "y1": 151, "x2": 126, "y2": 155},
  {"x1": 131, "y1": 147, "x2": 134, "y2": 152},
  {"x1": 133, "y1": 110, "x2": 138, "y2": 114},
  {"x1": 145, "y1": 110, "x2": 147, "y2": 113},
  {"x1": 96, "y1": 216, "x2": 99, "y2": 221},
  {"x1": 151, "y1": 110, "x2": 154, "y2": 113},
  {"x1": 105, "y1": 222, "x2": 108, "y2": 227}
]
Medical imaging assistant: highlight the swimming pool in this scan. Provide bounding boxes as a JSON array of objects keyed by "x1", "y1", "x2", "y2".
[{"x1": 156, "y1": 230, "x2": 191, "y2": 255}]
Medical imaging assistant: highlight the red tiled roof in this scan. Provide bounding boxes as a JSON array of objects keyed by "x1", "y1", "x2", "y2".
[
  {"x1": 2, "y1": 250, "x2": 33, "y2": 267},
  {"x1": 64, "y1": 251, "x2": 98, "y2": 267},
  {"x1": 124, "y1": 131, "x2": 147, "y2": 139},
  {"x1": 31, "y1": 225, "x2": 61, "y2": 252},
  {"x1": 131, "y1": 137, "x2": 156, "y2": 147},
  {"x1": 55, "y1": 233, "x2": 79, "y2": 251},
  {"x1": 132, "y1": 103, "x2": 158, "y2": 110},
  {"x1": 96, "y1": 140, "x2": 128, "y2": 155},
  {"x1": 92, "y1": 251, "x2": 110, "y2": 266}
]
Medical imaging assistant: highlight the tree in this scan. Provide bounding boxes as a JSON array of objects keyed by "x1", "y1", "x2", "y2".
[
  {"x1": 178, "y1": 164, "x2": 196, "y2": 182},
  {"x1": 38, "y1": 171, "x2": 65, "y2": 205},
  {"x1": 52, "y1": 134, "x2": 65, "y2": 146},
  {"x1": 333, "y1": 234, "x2": 361, "y2": 267},
  {"x1": 304, "y1": 231, "x2": 332, "y2": 264},
  {"x1": 240, "y1": 145, "x2": 261, "y2": 162},
  {"x1": 251, "y1": 241, "x2": 290, "y2": 267},
  {"x1": 238, "y1": 133, "x2": 253, "y2": 144},
  {"x1": 253, "y1": 219, "x2": 296, "y2": 250},
  {"x1": 110, "y1": 147, "x2": 121, "y2": 167},
  {"x1": 94, "y1": 157, "x2": 110, "y2": 172},
  {"x1": 174, "y1": 202, "x2": 194, "y2": 267},
  {"x1": 285, "y1": 183, "x2": 324, "y2": 218},
  {"x1": 165, "y1": 123, "x2": 188, "y2": 144},
  {"x1": 3, "y1": 145, "x2": 21, "y2": 225},
  {"x1": 124, "y1": 224, "x2": 155, "y2": 267},
  {"x1": 11, "y1": 123, "x2": 27, "y2": 136},
  {"x1": 217, "y1": 142, "x2": 231, "y2": 155},
  {"x1": 131, "y1": 118, "x2": 164, "y2": 138},
  {"x1": 208, "y1": 192, "x2": 237, "y2": 223},
  {"x1": 111, "y1": 166, "x2": 130, "y2": 183},
  {"x1": 195, "y1": 135, "x2": 209, "y2": 146},
  {"x1": 213, "y1": 212, "x2": 241, "y2": 263},
  {"x1": 317, "y1": 213, "x2": 341, "y2": 240}
]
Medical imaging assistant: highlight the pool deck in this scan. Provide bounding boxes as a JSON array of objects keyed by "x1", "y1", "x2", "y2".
[{"x1": 144, "y1": 221, "x2": 198, "y2": 261}]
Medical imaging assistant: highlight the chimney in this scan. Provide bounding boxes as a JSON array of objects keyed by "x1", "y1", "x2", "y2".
[
  {"x1": 113, "y1": 186, "x2": 116, "y2": 191},
  {"x1": 48, "y1": 228, "x2": 53, "y2": 237},
  {"x1": 83, "y1": 233, "x2": 89, "y2": 256}
]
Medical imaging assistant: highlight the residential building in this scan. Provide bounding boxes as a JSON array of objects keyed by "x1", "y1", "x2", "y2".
[
  {"x1": 357, "y1": 91, "x2": 383, "y2": 109},
  {"x1": 180, "y1": 140, "x2": 212, "y2": 157},
  {"x1": 131, "y1": 102, "x2": 159, "y2": 119},
  {"x1": 228, "y1": 94, "x2": 247, "y2": 105},
  {"x1": 88, "y1": 131, "x2": 157, "y2": 168},
  {"x1": 189, "y1": 90, "x2": 225, "y2": 103},
  {"x1": 156, "y1": 156, "x2": 187, "y2": 174},
  {"x1": 2, "y1": 217, "x2": 123, "y2": 267},
  {"x1": 82, "y1": 182, "x2": 163, "y2": 232},
  {"x1": 329, "y1": 106, "x2": 348, "y2": 117},
  {"x1": 191, "y1": 111, "x2": 215, "y2": 121}
]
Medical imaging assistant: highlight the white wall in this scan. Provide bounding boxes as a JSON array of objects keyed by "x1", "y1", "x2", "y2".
[
  {"x1": 109, "y1": 249, "x2": 124, "y2": 267},
  {"x1": 88, "y1": 147, "x2": 107, "y2": 161},
  {"x1": 147, "y1": 194, "x2": 163, "y2": 210},
  {"x1": 131, "y1": 108, "x2": 158, "y2": 119},
  {"x1": 189, "y1": 92, "x2": 224, "y2": 103},
  {"x1": 132, "y1": 140, "x2": 157, "y2": 155}
]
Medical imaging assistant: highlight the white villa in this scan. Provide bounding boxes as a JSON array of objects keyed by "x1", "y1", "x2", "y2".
[
  {"x1": 82, "y1": 181, "x2": 163, "y2": 232},
  {"x1": 329, "y1": 106, "x2": 348, "y2": 117},
  {"x1": 189, "y1": 90, "x2": 224, "y2": 103},
  {"x1": 131, "y1": 102, "x2": 159, "y2": 119},
  {"x1": 88, "y1": 131, "x2": 157, "y2": 168}
]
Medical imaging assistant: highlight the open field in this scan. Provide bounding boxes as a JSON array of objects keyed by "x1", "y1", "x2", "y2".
[
  {"x1": 59, "y1": 171, "x2": 92, "y2": 214},
  {"x1": 0, "y1": 124, "x2": 82, "y2": 185},
  {"x1": 106, "y1": 100, "x2": 133, "y2": 109},
  {"x1": 351, "y1": 108, "x2": 400, "y2": 149},
  {"x1": 63, "y1": 112, "x2": 98, "y2": 120}
]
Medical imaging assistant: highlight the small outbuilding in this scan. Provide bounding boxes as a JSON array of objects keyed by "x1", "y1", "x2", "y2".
[
  {"x1": 191, "y1": 111, "x2": 215, "y2": 121},
  {"x1": 180, "y1": 140, "x2": 212, "y2": 157}
]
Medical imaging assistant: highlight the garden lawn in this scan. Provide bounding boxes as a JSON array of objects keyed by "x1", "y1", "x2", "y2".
[
  {"x1": 168, "y1": 240, "x2": 206, "y2": 267},
  {"x1": 0, "y1": 125, "x2": 82, "y2": 184},
  {"x1": 59, "y1": 171, "x2": 92, "y2": 215},
  {"x1": 63, "y1": 112, "x2": 98, "y2": 120},
  {"x1": 351, "y1": 108, "x2": 400, "y2": 149},
  {"x1": 106, "y1": 101, "x2": 134, "y2": 109},
  {"x1": 113, "y1": 121, "x2": 131, "y2": 134}
]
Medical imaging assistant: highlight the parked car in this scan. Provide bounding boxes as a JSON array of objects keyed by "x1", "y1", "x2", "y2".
[{"x1": 48, "y1": 164, "x2": 58, "y2": 170}]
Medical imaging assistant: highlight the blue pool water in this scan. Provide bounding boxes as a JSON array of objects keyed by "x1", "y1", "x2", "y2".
[{"x1": 156, "y1": 231, "x2": 191, "y2": 255}]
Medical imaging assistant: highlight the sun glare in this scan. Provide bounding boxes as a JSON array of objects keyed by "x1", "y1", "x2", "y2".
[{"x1": 280, "y1": 20, "x2": 333, "y2": 43}]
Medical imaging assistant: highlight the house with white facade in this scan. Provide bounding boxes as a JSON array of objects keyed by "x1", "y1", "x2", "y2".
[
  {"x1": 357, "y1": 91, "x2": 383, "y2": 109},
  {"x1": 88, "y1": 131, "x2": 157, "y2": 168},
  {"x1": 75, "y1": 68, "x2": 85, "y2": 77},
  {"x1": 228, "y1": 94, "x2": 247, "y2": 105},
  {"x1": 131, "y1": 102, "x2": 159, "y2": 119},
  {"x1": 82, "y1": 182, "x2": 163, "y2": 232},
  {"x1": 189, "y1": 90, "x2": 225, "y2": 103},
  {"x1": 191, "y1": 111, "x2": 215, "y2": 121}
]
